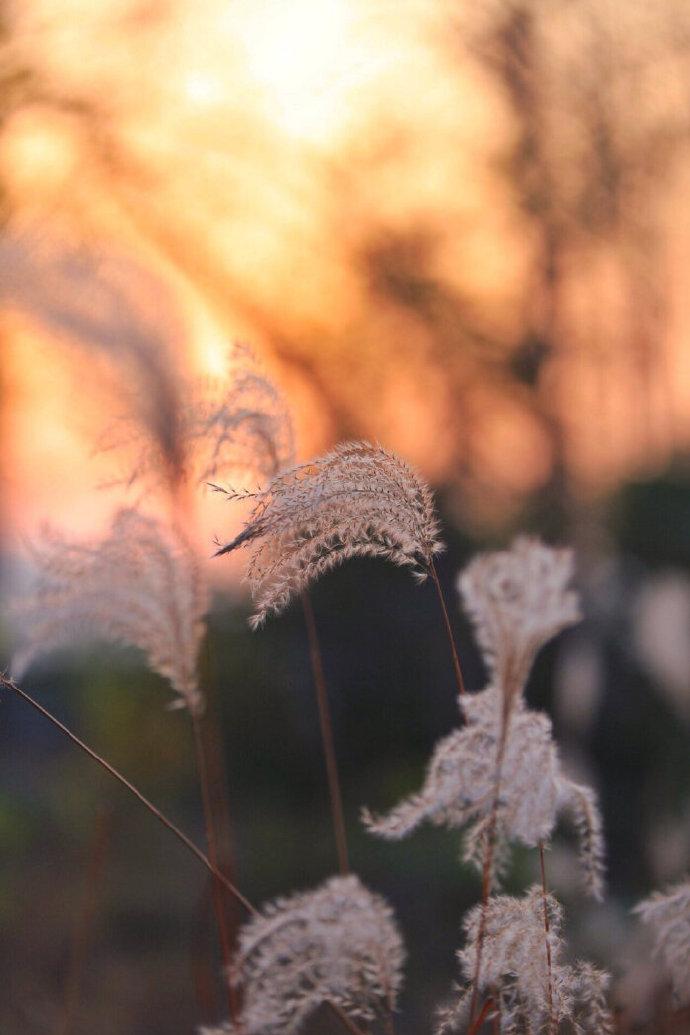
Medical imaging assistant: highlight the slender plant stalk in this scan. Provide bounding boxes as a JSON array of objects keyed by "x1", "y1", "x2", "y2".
[
  {"x1": 57, "y1": 804, "x2": 113, "y2": 1035},
  {"x1": 326, "y1": 1000, "x2": 368, "y2": 1035},
  {"x1": 0, "y1": 674, "x2": 255, "y2": 917},
  {"x1": 430, "y1": 558, "x2": 466, "y2": 697},
  {"x1": 301, "y1": 589, "x2": 350, "y2": 875},
  {"x1": 468, "y1": 995, "x2": 495, "y2": 1035},
  {"x1": 538, "y1": 842, "x2": 556, "y2": 1035},
  {"x1": 192, "y1": 711, "x2": 241, "y2": 1025},
  {"x1": 468, "y1": 719, "x2": 511, "y2": 1024},
  {"x1": 4, "y1": 673, "x2": 372, "y2": 1035},
  {"x1": 191, "y1": 882, "x2": 222, "y2": 1021},
  {"x1": 491, "y1": 987, "x2": 501, "y2": 1035},
  {"x1": 195, "y1": 672, "x2": 245, "y2": 1023}
]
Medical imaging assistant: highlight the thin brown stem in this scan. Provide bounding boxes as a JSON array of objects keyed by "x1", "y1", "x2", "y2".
[
  {"x1": 57, "y1": 804, "x2": 113, "y2": 1035},
  {"x1": 192, "y1": 710, "x2": 240, "y2": 1024},
  {"x1": 301, "y1": 590, "x2": 349, "y2": 875},
  {"x1": 430, "y1": 558, "x2": 466, "y2": 697},
  {"x1": 539, "y1": 842, "x2": 556, "y2": 1035},
  {"x1": 468, "y1": 995, "x2": 496, "y2": 1035},
  {"x1": 469, "y1": 718, "x2": 511, "y2": 1024},
  {"x1": 5, "y1": 674, "x2": 388, "y2": 1032},
  {"x1": 1, "y1": 674, "x2": 256, "y2": 917},
  {"x1": 325, "y1": 1000, "x2": 369, "y2": 1035}
]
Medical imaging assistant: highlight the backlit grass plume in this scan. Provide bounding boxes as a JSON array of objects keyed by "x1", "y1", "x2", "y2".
[
  {"x1": 12, "y1": 508, "x2": 207, "y2": 715},
  {"x1": 364, "y1": 538, "x2": 603, "y2": 897},
  {"x1": 227, "y1": 874, "x2": 405, "y2": 1034},
  {"x1": 634, "y1": 877, "x2": 690, "y2": 1004},
  {"x1": 103, "y1": 342, "x2": 295, "y2": 493},
  {"x1": 459, "y1": 537, "x2": 580, "y2": 705},
  {"x1": 213, "y1": 440, "x2": 443, "y2": 628},
  {"x1": 436, "y1": 887, "x2": 613, "y2": 1034},
  {"x1": 363, "y1": 685, "x2": 605, "y2": 899}
]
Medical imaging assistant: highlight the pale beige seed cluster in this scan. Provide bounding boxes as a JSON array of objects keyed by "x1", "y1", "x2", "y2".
[
  {"x1": 635, "y1": 878, "x2": 690, "y2": 1004},
  {"x1": 436, "y1": 888, "x2": 613, "y2": 1034},
  {"x1": 229, "y1": 874, "x2": 405, "y2": 1034},
  {"x1": 215, "y1": 440, "x2": 443, "y2": 628},
  {"x1": 104, "y1": 342, "x2": 295, "y2": 491},
  {"x1": 364, "y1": 538, "x2": 604, "y2": 899},
  {"x1": 459, "y1": 536, "x2": 581, "y2": 702},
  {"x1": 12, "y1": 509, "x2": 207, "y2": 715}
]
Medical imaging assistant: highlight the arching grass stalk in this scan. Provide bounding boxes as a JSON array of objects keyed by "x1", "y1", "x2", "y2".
[
  {"x1": 1, "y1": 673, "x2": 370, "y2": 1035},
  {"x1": 191, "y1": 706, "x2": 243, "y2": 1024},
  {"x1": 0, "y1": 673, "x2": 254, "y2": 917},
  {"x1": 429, "y1": 557, "x2": 466, "y2": 698},
  {"x1": 301, "y1": 589, "x2": 349, "y2": 875},
  {"x1": 57, "y1": 804, "x2": 113, "y2": 1035},
  {"x1": 539, "y1": 841, "x2": 556, "y2": 1035},
  {"x1": 467, "y1": 716, "x2": 511, "y2": 1026}
]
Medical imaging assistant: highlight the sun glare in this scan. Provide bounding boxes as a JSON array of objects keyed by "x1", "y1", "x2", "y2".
[{"x1": 230, "y1": 0, "x2": 360, "y2": 142}]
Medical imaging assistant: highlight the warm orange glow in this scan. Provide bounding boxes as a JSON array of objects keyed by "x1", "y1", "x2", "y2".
[
  {"x1": 2, "y1": 0, "x2": 689, "y2": 547},
  {"x1": 232, "y1": 0, "x2": 358, "y2": 142}
]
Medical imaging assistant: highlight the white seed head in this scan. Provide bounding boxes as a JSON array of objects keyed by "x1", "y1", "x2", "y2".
[
  {"x1": 215, "y1": 440, "x2": 443, "y2": 627},
  {"x1": 105, "y1": 342, "x2": 295, "y2": 491},
  {"x1": 12, "y1": 508, "x2": 207, "y2": 714},
  {"x1": 232, "y1": 874, "x2": 405, "y2": 1034},
  {"x1": 635, "y1": 878, "x2": 690, "y2": 1004},
  {"x1": 436, "y1": 888, "x2": 613, "y2": 1034},
  {"x1": 459, "y1": 537, "x2": 581, "y2": 700},
  {"x1": 364, "y1": 686, "x2": 605, "y2": 899}
]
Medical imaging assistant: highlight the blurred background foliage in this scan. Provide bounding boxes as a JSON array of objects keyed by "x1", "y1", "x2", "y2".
[{"x1": 2, "y1": 0, "x2": 690, "y2": 1032}]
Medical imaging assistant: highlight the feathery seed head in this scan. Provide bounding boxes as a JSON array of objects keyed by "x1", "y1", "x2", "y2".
[
  {"x1": 459, "y1": 537, "x2": 581, "y2": 702},
  {"x1": 634, "y1": 878, "x2": 690, "y2": 1004},
  {"x1": 105, "y1": 343, "x2": 295, "y2": 493},
  {"x1": 363, "y1": 686, "x2": 605, "y2": 898},
  {"x1": 232, "y1": 874, "x2": 405, "y2": 1034},
  {"x1": 214, "y1": 440, "x2": 443, "y2": 628},
  {"x1": 12, "y1": 509, "x2": 207, "y2": 714},
  {"x1": 437, "y1": 888, "x2": 613, "y2": 1034}
]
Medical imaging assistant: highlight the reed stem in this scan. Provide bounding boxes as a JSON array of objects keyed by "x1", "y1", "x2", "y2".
[
  {"x1": 468, "y1": 719, "x2": 510, "y2": 1024},
  {"x1": 468, "y1": 995, "x2": 495, "y2": 1035},
  {"x1": 430, "y1": 558, "x2": 466, "y2": 697},
  {"x1": 325, "y1": 1000, "x2": 369, "y2": 1035},
  {"x1": 539, "y1": 841, "x2": 556, "y2": 1035},
  {"x1": 192, "y1": 710, "x2": 241, "y2": 1023},
  {"x1": 301, "y1": 590, "x2": 349, "y2": 875},
  {"x1": 57, "y1": 804, "x2": 112, "y2": 1035},
  {"x1": 2, "y1": 678, "x2": 371, "y2": 1035},
  {"x1": 1, "y1": 674, "x2": 255, "y2": 917}
]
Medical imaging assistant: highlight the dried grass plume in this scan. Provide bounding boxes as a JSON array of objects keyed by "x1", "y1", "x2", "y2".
[
  {"x1": 12, "y1": 508, "x2": 207, "y2": 715},
  {"x1": 214, "y1": 440, "x2": 443, "y2": 628},
  {"x1": 230, "y1": 874, "x2": 405, "y2": 1034},
  {"x1": 436, "y1": 887, "x2": 613, "y2": 1033}
]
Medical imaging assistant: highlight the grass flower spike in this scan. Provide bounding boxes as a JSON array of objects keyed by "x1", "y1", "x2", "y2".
[
  {"x1": 459, "y1": 537, "x2": 580, "y2": 703},
  {"x1": 214, "y1": 440, "x2": 443, "y2": 628},
  {"x1": 363, "y1": 686, "x2": 605, "y2": 898},
  {"x1": 436, "y1": 887, "x2": 613, "y2": 1034},
  {"x1": 104, "y1": 342, "x2": 295, "y2": 492},
  {"x1": 635, "y1": 877, "x2": 690, "y2": 1004},
  {"x1": 12, "y1": 508, "x2": 207, "y2": 715},
  {"x1": 230, "y1": 874, "x2": 405, "y2": 1034}
]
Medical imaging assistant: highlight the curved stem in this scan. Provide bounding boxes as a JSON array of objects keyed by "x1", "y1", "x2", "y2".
[
  {"x1": 1, "y1": 674, "x2": 256, "y2": 917},
  {"x1": 539, "y1": 841, "x2": 556, "y2": 1035},
  {"x1": 301, "y1": 590, "x2": 349, "y2": 875},
  {"x1": 4, "y1": 674, "x2": 383, "y2": 1034},
  {"x1": 192, "y1": 710, "x2": 241, "y2": 1022},
  {"x1": 468, "y1": 996, "x2": 495, "y2": 1035},
  {"x1": 468, "y1": 722, "x2": 510, "y2": 1024},
  {"x1": 325, "y1": 1000, "x2": 369, "y2": 1035},
  {"x1": 430, "y1": 559, "x2": 466, "y2": 697},
  {"x1": 57, "y1": 804, "x2": 113, "y2": 1035}
]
